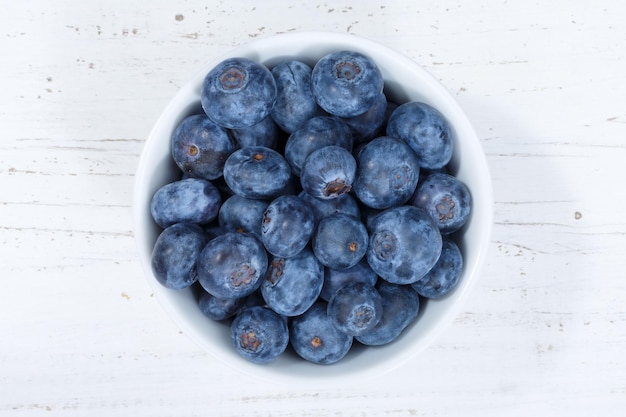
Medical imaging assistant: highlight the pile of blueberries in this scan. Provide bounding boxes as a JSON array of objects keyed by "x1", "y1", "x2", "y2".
[{"x1": 149, "y1": 50, "x2": 471, "y2": 365}]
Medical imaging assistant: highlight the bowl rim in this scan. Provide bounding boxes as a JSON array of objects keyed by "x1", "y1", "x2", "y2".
[{"x1": 132, "y1": 30, "x2": 494, "y2": 388}]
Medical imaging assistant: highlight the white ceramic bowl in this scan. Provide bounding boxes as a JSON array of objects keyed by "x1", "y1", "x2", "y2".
[{"x1": 133, "y1": 31, "x2": 493, "y2": 387}]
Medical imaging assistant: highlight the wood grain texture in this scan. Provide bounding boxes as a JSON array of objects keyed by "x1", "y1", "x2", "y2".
[{"x1": 1, "y1": 0, "x2": 625, "y2": 416}]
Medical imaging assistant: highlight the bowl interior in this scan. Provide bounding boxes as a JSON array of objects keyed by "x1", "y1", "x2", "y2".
[{"x1": 132, "y1": 31, "x2": 493, "y2": 387}]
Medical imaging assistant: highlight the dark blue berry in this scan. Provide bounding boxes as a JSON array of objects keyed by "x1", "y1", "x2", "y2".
[
  {"x1": 312, "y1": 213, "x2": 368, "y2": 270},
  {"x1": 223, "y1": 146, "x2": 291, "y2": 200},
  {"x1": 151, "y1": 223, "x2": 209, "y2": 290},
  {"x1": 261, "y1": 248, "x2": 324, "y2": 317},
  {"x1": 197, "y1": 232, "x2": 268, "y2": 299},
  {"x1": 412, "y1": 172, "x2": 472, "y2": 235},
  {"x1": 289, "y1": 301, "x2": 353, "y2": 364},
  {"x1": 341, "y1": 92, "x2": 388, "y2": 143},
  {"x1": 300, "y1": 145, "x2": 356, "y2": 200},
  {"x1": 320, "y1": 259, "x2": 378, "y2": 302},
  {"x1": 299, "y1": 191, "x2": 361, "y2": 226},
  {"x1": 261, "y1": 195, "x2": 314, "y2": 258},
  {"x1": 230, "y1": 115, "x2": 281, "y2": 149},
  {"x1": 171, "y1": 114, "x2": 237, "y2": 180},
  {"x1": 353, "y1": 136, "x2": 420, "y2": 210},
  {"x1": 270, "y1": 60, "x2": 324, "y2": 133},
  {"x1": 386, "y1": 101, "x2": 453, "y2": 170},
  {"x1": 198, "y1": 291, "x2": 244, "y2": 321},
  {"x1": 367, "y1": 205, "x2": 442, "y2": 285},
  {"x1": 201, "y1": 57, "x2": 277, "y2": 129},
  {"x1": 284, "y1": 116, "x2": 353, "y2": 176},
  {"x1": 355, "y1": 281, "x2": 420, "y2": 346},
  {"x1": 311, "y1": 50, "x2": 384, "y2": 118},
  {"x1": 150, "y1": 178, "x2": 221, "y2": 228},
  {"x1": 327, "y1": 282, "x2": 383, "y2": 336},
  {"x1": 218, "y1": 195, "x2": 268, "y2": 238},
  {"x1": 230, "y1": 306, "x2": 289, "y2": 364},
  {"x1": 411, "y1": 239, "x2": 463, "y2": 299}
]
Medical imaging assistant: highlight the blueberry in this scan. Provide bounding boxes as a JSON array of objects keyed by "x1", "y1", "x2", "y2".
[
  {"x1": 411, "y1": 238, "x2": 463, "y2": 299},
  {"x1": 320, "y1": 259, "x2": 378, "y2": 302},
  {"x1": 223, "y1": 146, "x2": 291, "y2": 200},
  {"x1": 218, "y1": 195, "x2": 269, "y2": 238},
  {"x1": 261, "y1": 195, "x2": 314, "y2": 258},
  {"x1": 230, "y1": 306, "x2": 289, "y2": 364},
  {"x1": 312, "y1": 213, "x2": 368, "y2": 270},
  {"x1": 299, "y1": 191, "x2": 361, "y2": 226},
  {"x1": 197, "y1": 232, "x2": 268, "y2": 299},
  {"x1": 386, "y1": 101, "x2": 453, "y2": 170},
  {"x1": 151, "y1": 223, "x2": 209, "y2": 290},
  {"x1": 341, "y1": 92, "x2": 388, "y2": 143},
  {"x1": 270, "y1": 60, "x2": 324, "y2": 133},
  {"x1": 353, "y1": 136, "x2": 420, "y2": 210},
  {"x1": 150, "y1": 178, "x2": 222, "y2": 228},
  {"x1": 171, "y1": 114, "x2": 237, "y2": 180},
  {"x1": 367, "y1": 205, "x2": 442, "y2": 284},
  {"x1": 411, "y1": 172, "x2": 472, "y2": 235},
  {"x1": 201, "y1": 57, "x2": 277, "y2": 129},
  {"x1": 355, "y1": 281, "x2": 420, "y2": 346},
  {"x1": 300, "y1": 145, "x2": 356, "y2": 200},
  {"x1": 289, "y1": 301, "x2": 353, "y2": 364},
  {"x1": 230, "y1": 115, "x2": 281, "y2": 150},
  {"x1": 198, "y1": 290, "x2": 244, "y2": 321},
  {"x1": 311, "y1": 50, "x2": 384, "y2": 118},
  {"x1": 261, "y1": 248, "x2": 324, "y2": 316},
  {"x1": 284, "y1": 116, "x2": 353, "y2": 176},
  {"x1": 327, "y1": 282, "x2": 383, "y2": 336}
]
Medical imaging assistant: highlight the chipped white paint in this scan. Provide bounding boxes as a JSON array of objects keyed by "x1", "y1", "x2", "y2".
[{"x1": 1, "y1": 0, "x2": 625, "y2": 415}]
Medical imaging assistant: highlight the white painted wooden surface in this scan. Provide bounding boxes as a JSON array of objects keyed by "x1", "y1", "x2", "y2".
[{"x1": 1, "y1": 0, "x2": 625, "y2": 415}]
